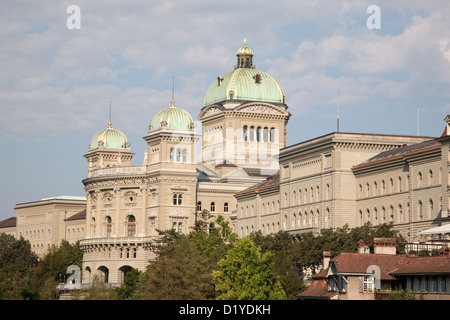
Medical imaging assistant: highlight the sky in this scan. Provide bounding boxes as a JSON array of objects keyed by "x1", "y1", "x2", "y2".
[{"x1": 1, "y1": 0, "x2": 450, "y2": 220}]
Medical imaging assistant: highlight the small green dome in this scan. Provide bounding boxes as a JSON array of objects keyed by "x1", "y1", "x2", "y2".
[
  {"x1": 150, "y1": 100, "x2": 194, "y2": 132},
  {"x1": 89, "y1": 124, "x2": 129, "y2": 150}
]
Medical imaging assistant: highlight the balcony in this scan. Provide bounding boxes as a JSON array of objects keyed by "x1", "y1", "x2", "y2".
[
  {"x1": 87, "y1": 166, "x2": 146, "y2": 178},
  {"x1": 405, "y1": 240, "x2": 450, "y2": 255},
  {"x1": 80, "y1": 236, "x2": 154, "y2": 248}
]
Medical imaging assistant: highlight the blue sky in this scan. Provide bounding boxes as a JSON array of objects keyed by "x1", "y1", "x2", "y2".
[{"x1": 1, "y1": 1, "x2": 450, "y2": 220}]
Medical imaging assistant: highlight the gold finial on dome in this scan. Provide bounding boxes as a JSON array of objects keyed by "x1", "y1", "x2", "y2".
[
  {"x1": 108, "y1": 100, "x2": 112, "y2": 128},
  {"x1": 244, "y1": 37, "x2": 247, "y2": 46},
  {"x1": 170, "y1": 75, "x2": 175, "y2": 108}
]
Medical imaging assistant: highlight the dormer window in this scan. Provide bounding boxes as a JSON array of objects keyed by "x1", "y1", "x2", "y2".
[
  {"x1": 254, "y1": 74, "x2": 261, "y2": 84},
  {"x1": 217, "y1": 76, "x2": 224, "y2": 86}
]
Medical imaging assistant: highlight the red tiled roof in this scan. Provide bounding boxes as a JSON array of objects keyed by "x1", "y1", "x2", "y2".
[
  {"x1": 389, "y1": 256, "x2": 450, "y2": 275},
  {"x1": 64, "y1": 209, "x2": 86, "y2": 221},
  {"x1": 0, "y1": 217, "x2": 16, "y2": 228},
  {"x1": 297, "y1": 279, "x2": 337, "y2": 299},
  {"x1": 330, "y1": 253, "x2": 408, "y2": 280}
]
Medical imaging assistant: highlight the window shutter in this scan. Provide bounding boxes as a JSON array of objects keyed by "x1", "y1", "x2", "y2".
[{"x1": 359, "y1": 277, "x2": 364, "y2": 293}]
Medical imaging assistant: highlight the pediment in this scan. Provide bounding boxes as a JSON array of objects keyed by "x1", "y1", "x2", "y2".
[
  {"x1": 235, "y1": 103, "x2": 288, "y2": 116},
  {"x1": 198, "y1": 106, "x2": 223, "y2": 120}
]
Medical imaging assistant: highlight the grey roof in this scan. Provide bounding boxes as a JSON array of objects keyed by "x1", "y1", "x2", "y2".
[{"x1": 354, "y1": 139, "x2": 440, "y2": 168}]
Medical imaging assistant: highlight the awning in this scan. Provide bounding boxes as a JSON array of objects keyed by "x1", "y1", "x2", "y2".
[{"x1": 419, "y1": 224, "x2": 450, "y2": 235}]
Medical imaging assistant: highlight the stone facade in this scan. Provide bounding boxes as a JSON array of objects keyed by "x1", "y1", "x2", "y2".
[{"x1": 8, "y1": 197, "x2": 86, "y2": 257}]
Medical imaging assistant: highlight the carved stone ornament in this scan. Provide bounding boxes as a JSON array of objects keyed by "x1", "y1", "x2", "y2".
[
  {"x1": 202, "y1": 107, "x2": 222, "y2": 118},
  {"x1": 238, "y1": 105, "x2": 283, "y2": 115}
]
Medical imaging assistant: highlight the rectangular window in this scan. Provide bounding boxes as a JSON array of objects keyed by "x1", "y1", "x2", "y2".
[
  {"x1": 441, "y1": 276, "x2": 446, "y2": 293},
  {"x1": 432, "y1": 276, "x2": 438, "y2": 293},
  {"x1": 364, "y1": 276, "x2": 374, "y2": 293},
  {"x1": 424, "y1": 277, "x2": 429, "y2": 292}
]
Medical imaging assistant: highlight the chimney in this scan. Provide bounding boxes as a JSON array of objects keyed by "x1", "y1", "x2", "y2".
[
  {"x1": 373, "y1": 238, "x2": 396, "y2": 255},
  {"x1": 358, "y1": 239, "x2": 370, "y2": 254},
  {"x1": 323, "y1": 251, "x2": 331, "y2": 270}
]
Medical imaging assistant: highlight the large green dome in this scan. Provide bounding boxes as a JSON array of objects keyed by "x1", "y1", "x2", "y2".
[
  {"x1": 203, "y1": 41, "x2": 285, "y2": 106},
  {"x1": 150, "y1": 100, "x2": 194, "y2": 132},
  {"x1": 89, "y1": 124, "x2": 129, "y2": 150}
]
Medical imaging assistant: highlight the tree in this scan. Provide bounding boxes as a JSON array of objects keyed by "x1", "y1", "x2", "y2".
[
  {"x1": 212, "y1": 237, "x2": 286, "y2": 300},
  {"x1": 0, "y1": 233, "x2": 38, "y2": 299},
  {"x1": 140, "y1": 230, "x2": 219, "y2": 299},
  {"x1": 30, "y1": 240, "x2": 83, "y2": 299},
  {"x1": 250, "y1": 231, "x2": 306, "y2": 299},
  {"x1": 114, "y1": 268, "x2": 144, "y2": 300}
]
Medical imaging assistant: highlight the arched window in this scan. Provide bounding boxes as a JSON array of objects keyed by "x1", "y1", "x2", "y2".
[
  {"x1": 429, "y1": 199, "x2": 434, "y2": 219},
  {"x1": 418, "y1": 172, "x2": 423, "y2": 188},
  {"x1": 127, "y1": 215, "x2": 136, "y2": 237},
  {"x1": 224, "y1": 202, "x2": 229, "y2": 213},
  {"x1": 250, "y1": 126, "x2": 255, "y2": 142},
  {"x1": 211, "y1": 202, "x2": 216, "y2": 212},
  {"x1": 243, "y1": 126, "x2": 248, "y2": 141},
  {"x1": 263, "y1": 127, "x2": 268, "y2": 142},
  {"x1": 270, "y1": 128, "x2": 275, "y2": 143},
  {"x1": 418, "y1": 201, "x2": 423, "y2": 220},
  {"x1": 256, "y1": 127, "x2": 262, "y2": 142},
  {"x1": 182, "y1": 149, "x2": 187, "y2": 162},
  {"x1": 197, "y1": 201, "x2": 202, "y2": 211},
  {"x1": 106, "y1": 216, "x2": 112, "y2": 237},
  {"x1": 178, "y1": 222, "x2": 182, "y2": 233},
  {"x1": 170, "y1": 148, "x2": 174, "y2": 162},
  {"x1": 176, "y1": 148, "x2": 181, "y2": 162}
]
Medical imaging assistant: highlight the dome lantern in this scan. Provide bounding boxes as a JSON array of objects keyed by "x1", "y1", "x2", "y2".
[{"x1": 236, "y1": 38, "x2": 254, "y2": 69}]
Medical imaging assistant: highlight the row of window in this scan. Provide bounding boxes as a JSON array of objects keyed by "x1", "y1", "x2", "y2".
[
  {"x1": 100, "y1": 215, "x2": 136, "y2": 237},
  {"x1": 22, "y1": 229, "x2": 50, "y2": 239},
  {"x1": 359, "y1": 198, "x2": 440, "y2": 225},
  {"x1": 197, "y1": 201, "x2": 228, "y2": 213},
  {"x1": 102, "y1": 215, "x2": 188, "y2": 237},
  {"x1": 239, "y1": 209, "x2": 331, "y2": 237},
  {"x1": 241, "y1": 201, "x2": 280, "y2": 217},
  {"x1": 285, "y1": 184, "x2": 331, "y2": 206},
  {"x1": 243, "y1": 126, "x2": 276, "y2": 143},
  {"x1": 23, "y1": 227, "x2": 84, "y2": 241},
  {"x1": 169, "y1": 148, "x2": 188, "y2": 162},
  {"x1": 408, "y1": 275, "x2": 450, "y2": 294},
  {"x1": 358, "y1": 169, "x2": 441, "y2": 199},
  {"x1": 119, "y1": 247, "x2": 137, "y2": 259}
]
